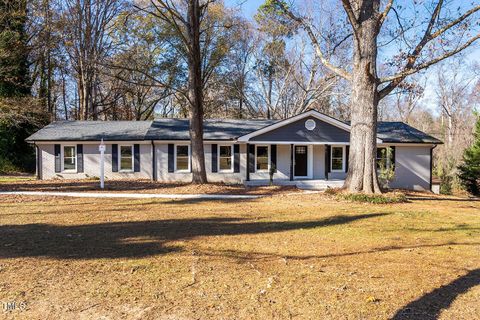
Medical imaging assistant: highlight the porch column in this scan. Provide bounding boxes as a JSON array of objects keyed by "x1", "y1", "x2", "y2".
[{"x1": 290, "y1": 144, "x2": 294, "y2": 181}]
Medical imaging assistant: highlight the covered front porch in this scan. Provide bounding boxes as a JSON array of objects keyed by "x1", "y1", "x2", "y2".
[
  {"x1": 238, "y1": 111, "x2": 352, "y2": 188},
  {"x1": 244, "y1": 143, "x2": 349, "y2": 188}
]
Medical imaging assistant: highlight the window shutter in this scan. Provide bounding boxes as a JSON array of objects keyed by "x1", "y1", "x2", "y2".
[
  {"x1": 54, "y1": 144, "x2": 61, "y2": 173},
  {"x1": 112, "y1": 144, "x2": 118, "y2": 172},
  {"x1": 77, "y1": 144, "x2": 84, "y2": 173},
  {"x1": 168, "y1": 144, "x2": 174, "y2": 173},
  {"x1": 345, "y1": 146, "x2": 349, "y2": 172},
  {"x1": 234, "y1": 144, "x2": 240, "y2": 173},
  {"x1": 391, "y1": 146, "x2": 396, "y2": 171},
  {"x1": 211, "y1": 144, "x2": 218, "y2": 173},
  {"x1": 325, "y1": 145, "x2": 331, "y2": 178},
  {"x1": 248, "y1": 144, "x2": 255, "y2": 173},
  {"x1": 270, "y1": 144, "x2": 277, "y2": 172},
  {"x1": 134, "y1": 144, "x2": 140, "y2": 172}
]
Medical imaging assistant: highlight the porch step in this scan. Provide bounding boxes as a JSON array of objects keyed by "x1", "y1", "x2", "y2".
[{"x1": 296, "y1": 180, "x2": 344, "y2": 190}]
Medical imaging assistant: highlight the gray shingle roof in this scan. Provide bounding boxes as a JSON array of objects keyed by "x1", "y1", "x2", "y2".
[
  {"x1": 145, "y1": 118, "x2": 276, "y2": 140},
  {"x1": 377, "y1": 122, "x2": 442, "y2": 144},
  {"x1": 26, "y1": 118, "x2": 441, "y2": 144},
  {"x1": 25, "y1": 121, "x2": 152, "y2": 141}
]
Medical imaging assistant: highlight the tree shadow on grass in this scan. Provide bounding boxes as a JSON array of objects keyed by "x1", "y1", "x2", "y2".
[
  {"x1": 197, "y1": 241, "x2": 480, "y2": 262},
  {"x1": 392, "y1": 269, "x2": 480, "y2": 320},
  {"x1": 0, "y1": 213, "x2": 388, "y2": 260}
]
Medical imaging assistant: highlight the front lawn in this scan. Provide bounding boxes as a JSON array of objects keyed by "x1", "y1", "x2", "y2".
[{"x1": 0, "y1": 190, "x2": 478, "y2": 319}]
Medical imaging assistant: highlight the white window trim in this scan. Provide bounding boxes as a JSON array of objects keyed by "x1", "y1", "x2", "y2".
[
  {"x1": 255, "y1": 145, "x2": 270, "y2": 173},
  {"x1": 174, "y1": 144, "x2": 191, "y2": 173},
  {"x1": 218, "y1": 144, "x2": 234, "y2": 173},
  {"x1": 61, "y1": 144, "x2": 77, "y2": 173},
  {"x1": 118, "y1": 144, "x2": 134, "y2": 173},
  {"x1": 330, "y1": 145, "x2": 346, "y2": 172}
]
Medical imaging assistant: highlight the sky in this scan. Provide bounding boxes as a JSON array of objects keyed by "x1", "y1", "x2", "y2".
[{"x1": 224, "y1": 0, "x2": 480, "y2": 114}]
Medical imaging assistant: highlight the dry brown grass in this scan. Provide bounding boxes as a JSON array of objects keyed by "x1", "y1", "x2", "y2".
[
  {"x1": 0, "y1": 186, "x2": 479, "y2": 319},
  {"x1": 0, "y1": 178, "x2": 297, "y2": 195}
]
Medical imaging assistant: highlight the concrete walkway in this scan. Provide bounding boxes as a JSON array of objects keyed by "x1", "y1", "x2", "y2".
[{"x1": 0, "y1": 191, "x2": 261, "y2": 200}]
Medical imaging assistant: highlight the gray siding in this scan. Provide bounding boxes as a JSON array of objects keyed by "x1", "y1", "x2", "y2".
[
  {"x1": 155, "y1": 143, "x2": 246, "y2": 184},
  {"x1": 38, "y1": 142, "x2": 152, "y2": 180},
  {"x1": 313, "y1": 145, "x2": 326, "y2": 179},
  {"x1": 390, "y1": 146, "x2": 431, "y2": 191},
  {"x1": 251, "y1": 116, "x2": 350, "y2": 143},
  {"x1": 36, "y1": 142, "x2": 433, "y2": 192}
]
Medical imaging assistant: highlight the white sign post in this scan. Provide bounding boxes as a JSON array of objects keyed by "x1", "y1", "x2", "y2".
[{"x1": 99, "y1": 139, "x2": 106, "y2": 189}]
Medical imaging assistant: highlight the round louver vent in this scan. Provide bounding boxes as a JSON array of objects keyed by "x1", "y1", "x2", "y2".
[{"x1": 305, "y1": 119, "x2": 316, "y2": 131}]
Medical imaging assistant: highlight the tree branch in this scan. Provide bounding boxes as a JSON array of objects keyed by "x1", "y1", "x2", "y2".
[
  {"x1": 378, "y1": 0, "x2": 394, "y2": 27},
  {"x1": 274, "y1": 0, "x2": 352, "y2": 81},
  {"x1": 379, "y1": 33, "x2": 480, "y2": 99},
  {"x1": 340, "y1": 0, "x2": 359, "y2": 30},
  {"x1": 377, "y1": 2, "x2": 480, "y2": 99}
]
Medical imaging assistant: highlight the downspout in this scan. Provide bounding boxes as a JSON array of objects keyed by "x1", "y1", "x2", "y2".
[
  {"x1": 151, "y1": 140, "x2": 157, "y2": 182},
  {"x1": 430, "y1": 144, "x2": 437, "y2": 192},
  {"x1": 34, "y1": 142, "x2": 40, "y2": 180}
]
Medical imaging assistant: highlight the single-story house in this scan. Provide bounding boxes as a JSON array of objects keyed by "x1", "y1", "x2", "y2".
[{"x1": 26, "y1": 110, "x2": 442, "y2": 191}]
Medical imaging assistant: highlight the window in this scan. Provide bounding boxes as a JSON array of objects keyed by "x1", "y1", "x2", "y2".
[
  {"x1": 175, "y1": 145, "x2": 190, "y2": 172},
  {"x1": 63, "y1": 145, "x2": 76, "y2": 171},
  {"x1": 376, "y1": 147, "x2": 394, "y2": 170},
  {"x1": 331, "y1": 146, "x2": 344, "y2": 171},
  {"x1": 119, "y1": 145, "x2": 133, "y2": 171},
  {"x1": 219, "y1": 145, "x2": 233, "y2": 171},
  {"x1": 256, "y1": 145, "x2": 269, "y2": 171}
]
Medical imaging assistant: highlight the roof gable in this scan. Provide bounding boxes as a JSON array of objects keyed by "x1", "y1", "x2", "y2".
[
  {"x1": 238, "y1": 110, "x2": 352, "y2": 142},
  {"x1": 249, "y1": 115, "x2": 350, "y2": 143}
]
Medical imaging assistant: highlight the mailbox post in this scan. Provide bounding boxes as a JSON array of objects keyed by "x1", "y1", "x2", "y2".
[{"x1": 99, "y1": 139, "x2": 106, "y2": 189}]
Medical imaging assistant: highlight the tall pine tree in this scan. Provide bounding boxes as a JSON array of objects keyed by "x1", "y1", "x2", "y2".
[
  {"x1": 0, "y1": 0, "x2": 30, "y2": 97},
  {"x1": 458, "y1": 114, "x2": 480, "y2": 196},
  {"x1": 0, "y1": 0, "x2": 43, "y2": 173}
]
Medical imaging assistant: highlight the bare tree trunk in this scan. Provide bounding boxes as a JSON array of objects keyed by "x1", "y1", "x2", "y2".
[
  {"x1": 267, "y1": 74, "x2": 272, "y2": 119},
  {"x1": 187, "y1": 0, "x2": 207, "y2": 184},
  {"x1": 344, "y1": 2, "x2": 381, "y2": 194}
]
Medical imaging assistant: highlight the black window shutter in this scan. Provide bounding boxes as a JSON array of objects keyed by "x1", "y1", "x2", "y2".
[
  {"x1": 234, "y1": 144, "x2": 240, "y2": 173},
  {"x1": 168, "y1": 144, "x2": 174, "y2": 173},
  {"x1": 270, "y1": 144, "x2": 277, "y2": 172},
  {"x1": 345, "y1": 146, "x2": 349, "y2": 172},
  {"x1": 211, "y1": 144, "x2": 218, "y2": 172},
  {"x1": 391, "y1": 146, "x2": 396, "y2": 171},
  {"x1": 112, "y1": 144, "x2": 118, "y2": 172},
  {"x1": 77, "y1": 144, "x2": 84, "y2": 173},
  {"x1": 134, "y1": 144, "x2": 140, "y2": 172},
  {"x1": 248, "y1": 144, "x2": 255, "y2": 173},
  {"x1": 54, "y1": 144, "x2": 61, "y2": 173}
]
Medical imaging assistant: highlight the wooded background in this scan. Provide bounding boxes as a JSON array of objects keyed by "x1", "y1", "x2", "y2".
[{"x1": 0, "y1": 0, "x2": 479, "y2": 193}]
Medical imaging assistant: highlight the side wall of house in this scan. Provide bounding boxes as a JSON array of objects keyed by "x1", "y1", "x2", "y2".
[
  {"x1": 390, "y1": 146, "x2": 431, "y2": 191},
  {"x1": 38, "y1": 143, "x2": 152, "y2": 180}
]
